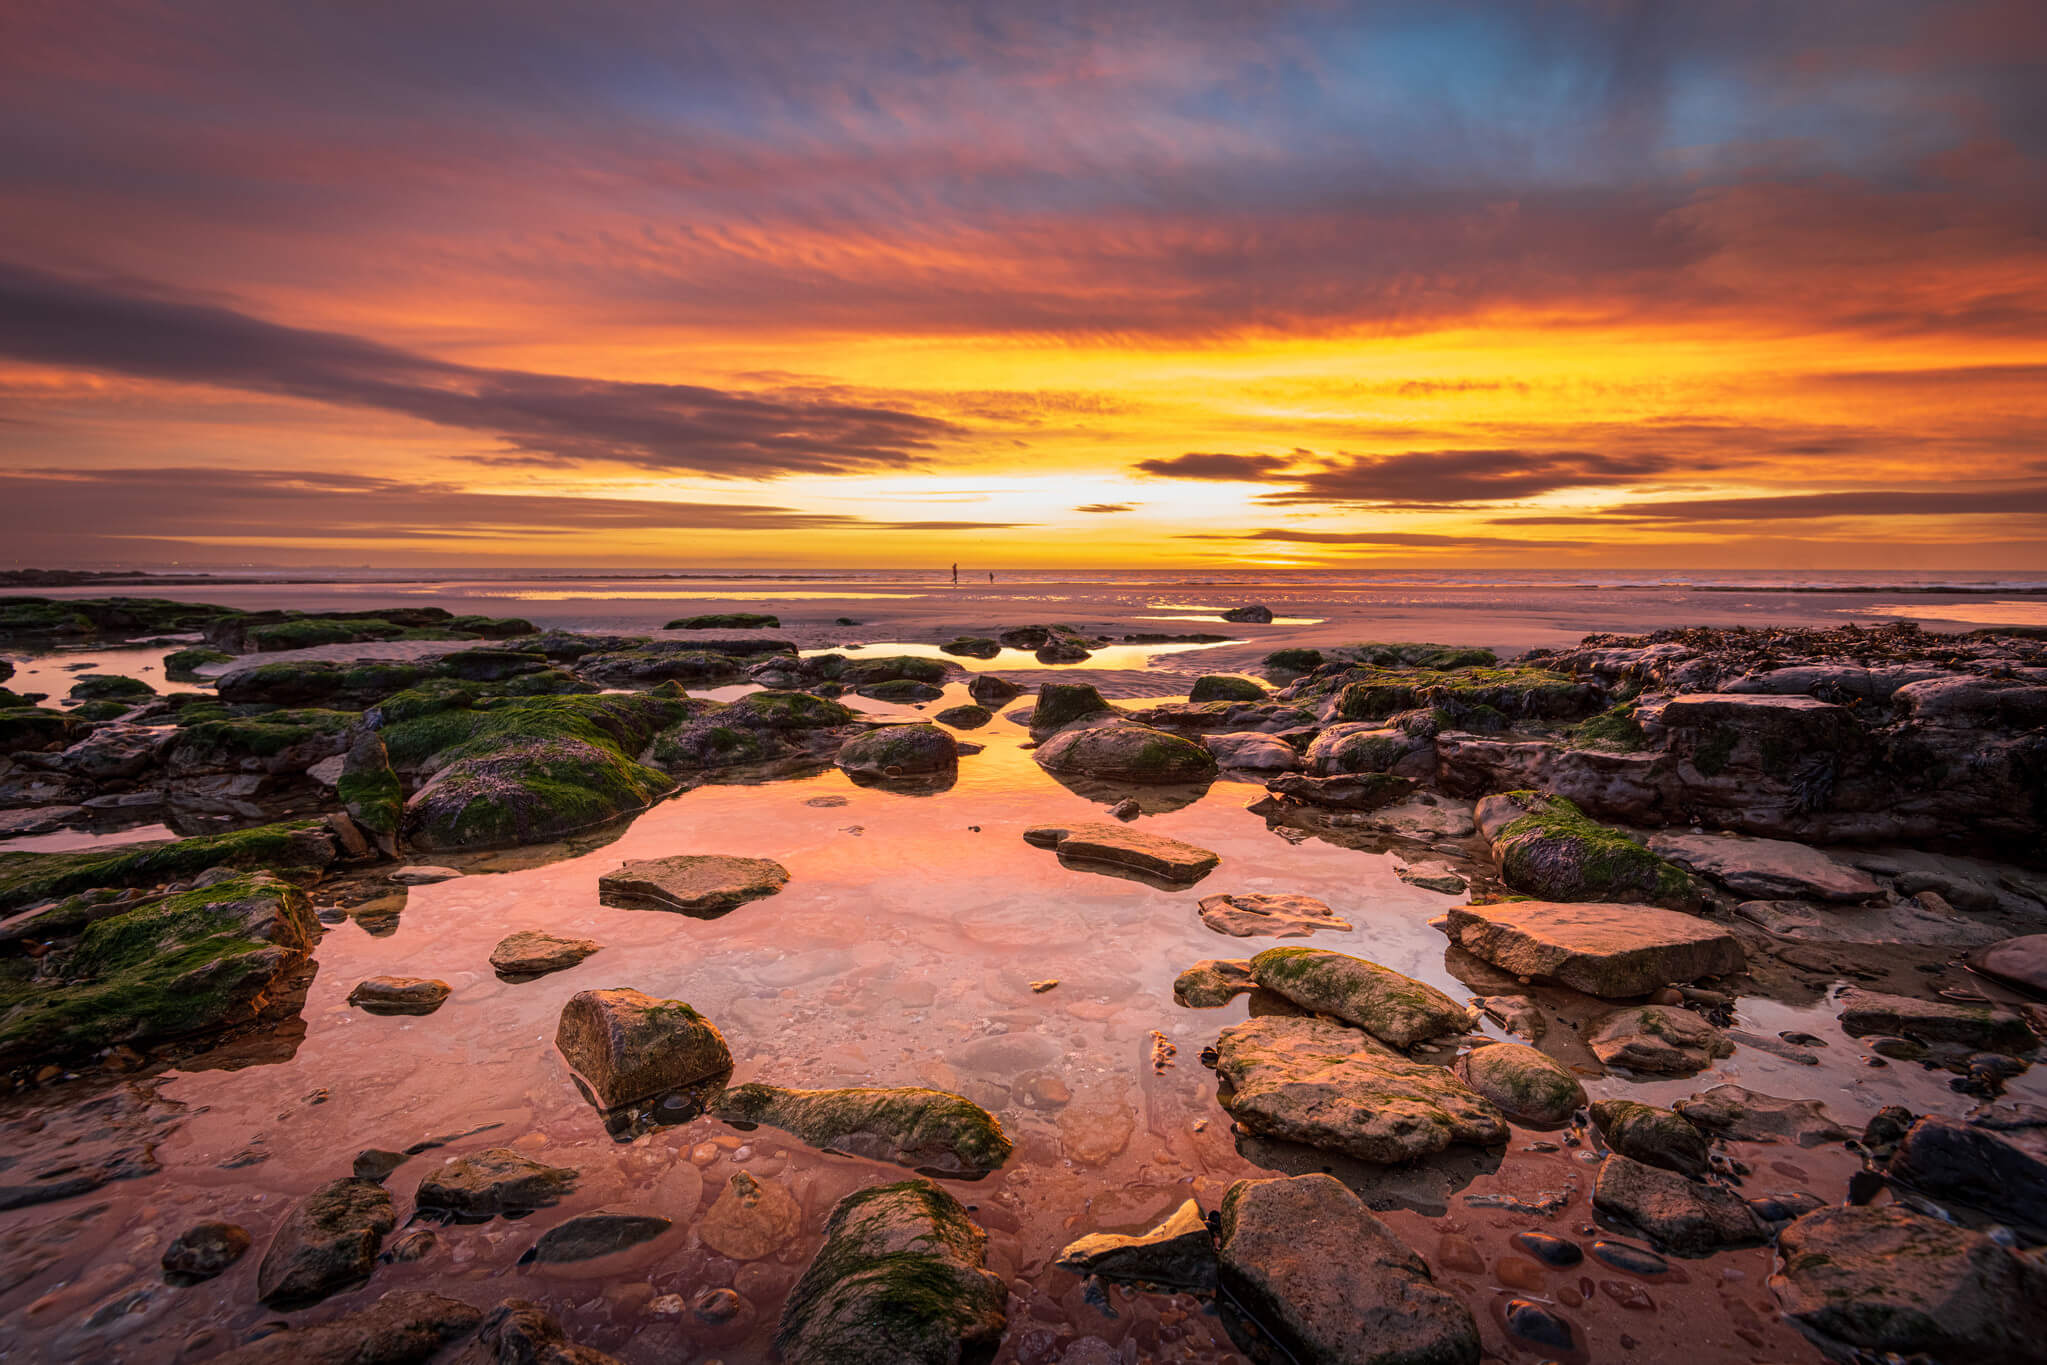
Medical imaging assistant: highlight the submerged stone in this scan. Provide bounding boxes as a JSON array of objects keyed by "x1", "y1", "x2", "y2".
[
  {"x1": 1196, "y1": 892, "x2": 1350, "y2": 939},
  {"x1": 1174, "y1": 958, "x2": 1255, "y2": 1008},
  {"x1": 205, "y1": 1290, "x2": 483, "y2": 1365},
  {"x1": 414, "y1": 1148, "x2": 577, "y2": 1217},
  {"x1": 597, "y1": 854, "x2": 789, "y2": 914},
  {"x1": 528, "y1": 1209, "x2": 672, "y2": 1263},
  {"x1": 1248, "y1": 946, "x2": 1470, "y2": 1049},
  {"x1": 161, "y1": 1220, "x2": 251, "y2": 1282},
  {"x1": 701, "y1": 1171, "x2": 802, "y2": 1261},
  {"x1": 255, "y1": 1177, "x2": 395, "y2": 1308},
  {"x1": 713, "y1": 1084, "x2": 1012, "y2": 1175}
]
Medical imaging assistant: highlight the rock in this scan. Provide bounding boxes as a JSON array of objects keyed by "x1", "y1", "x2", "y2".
[
  {"x1": 1197, "y1": 892, "x2": 1350, "y2": 938},
  {"x1": 696, "y1": 1171, "x2": 804, "y2": 1260},
  {"x1": 835, "y1": 723, "x2": 958, "y2": 776},
  {"x1": 415, "y1": 1148, "x2": 578, "y2": 1216},
  {"x1": 1215, "y1": 1173, "x2": 1479, "y2": 1365},
  {"x1": 1057, "y1": 1199, "x2": 1215, "y2": 1289},
  {"x1": 1512, "y1": 1231, "x2": 1582, "y2": 1266},
  {"x1": 527, "y1": 1209, "x2": 672, "y2": 1263},
  {"x1": 1440, "y1": 901, "x2": 1744, "y2": 999},
  {"x1": 1208, "y1": 1015, "x2": 1506, "y2": 1162},
  {"x1": 205, "y1": 1290, "x2": 483, "y2": 1365},
  {"x1": 1476, "y1": 994, "x2": 1545, "y2": 1039},
  {"x1": 1034, "y1": 635, "x2": 1093, "y2": 663},
  {"x1": 671, "y1": 612, "x2": 778, "y2": 629},
  {"x1": 1590, "y1": 1099, "x2": 1710, "y2": 1175},
  {"x1": 1478, "y1": 791, "x2": 1695, "y2": 908},
  {"x1": 712, "y1": 1084, "x2": 1012, "y2": 1175},
  {"x1": 471, "y1": 1297, "x2": 624, "y2": 1363},
  {"x1": 1737, "y1": 896, "x2": 2003, "y2": 947},
  {"x1": 1304, "y1": 725, "x2": 1418, "y2": 777},
  {"x1": 1454, "y1": 1042, "x2": 1584, "y2": 1126},
  {"x1": 1979, "y1": 933, "x2": 2047, "y2": 995},
  {"x1": 856, "y1": 679, "x2": 944, "y2": 703},
  {"x1": 1028, "y1": 681, "x2": 1114, "y2": 733},
  {"x1": 1174, "y1": 958, "x2": 1254, "y2": 1007},
  {"x1": 399, "y1": 727, "x2": 675, "y2": 852},
  {"x1": 354, "y1": 1149, "x2": 408, "y2": 1181},
  {"x1": 1248, "y1": 946, "x2": 1471, "y2": 1049},
  {"x1": 597, "y1": 854, "x2": 789, "y2": 914},
  {"x1": 776, "y1": 1179, "x2": 1006, "y2": 1365},
  {"x1": 1395, "y1": 860, "x2": 1466, "y2": 894},
  {"x1": 1202, "y1": 731, "x2": 1302, "y2": 771},
  {"x1": 390, "y1": 865, "x2": 463, "y2": 884},
  {"x1": 1033, "y1": 722, "x2": 1218, "y2": 784},
  {"x1": 1673, "y1": 1085, "x2": 1850, "y2": 1147},
  {"x1": 490, "y1": 931, "x2": 601, "y2": 976},
  {"x1": 1773, "y1": 1205, "x2": 2047, "y2": 1365},
  {"x1": 1189, "y1": 675, "x2": 1266, "y2": 702},
  {"x1": 1220, "y1": 605, "x2": 1274, "y2": 623},
  {"x1": 932, "y1": 704, "x2": 991, "y2": 729},
  {"x1": 347, "y1": 976, "x2": 452, "y2": 1015},
  {"x1": 256, "y1": 1177, "x2": 396, "y2": 1308},
  {"x1": 1022, "y1": 822, "x2": 1219, "y2": 884},
  {"x1": 161, "y1": 1220, "x2": 251, "y2": 1282},
  {"x1": 967, "y1": 675, "x2": 1022, "y2": 707},
  {"x1": 1886, "y1": 1111, "x2": 2047, "y2": 1232},
  {"x1": 337, "y1": 727, "x2": 401, "y2": 854},
  {"x1": 1591, "y1": 1155, "x2": 1766, "y2": 1254},
  {"x1": 1588, "y1": 1005, "x2": 1732, "y2": 1075},
  {"x1": 1109, "y1": 797, "x2": 1139, "y2": 819},
  {"x1": 555, "y1": 987, "x2": 733, "y2": 1110},
  {"x1": 1646, "y1": 831, "x2": 1881, "y2": 902},
  {"x1": 1263, "y1": 771, "x2": 1415, "y2": 811},
  {"x1": 1837, "y1": 988, "x2": 2036, "y2": 1052}
]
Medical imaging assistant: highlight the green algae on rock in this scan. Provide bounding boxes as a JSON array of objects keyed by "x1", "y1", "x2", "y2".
[
  {"x1": 1478, "y1": 790, "x2": 1696, "y2": 907},
  {"x1": 1032, "y1": 721, "x2": 1218, "y2": 785},
  {"x1": 668, "y1": 612, "x2": 780, "y2": 629},
  {"x1": 1188, "y1": 674, "x2": 1266, "y2": 703},
  {"x1": 1590, "y1": 1098, "x2": 1711, "y2": 1175},
  {"x1": 1028, "y1": 680, "x2": 1115, "y2": 733},
  {"x1": 775, "y1": 1179, "x2": 1007, "y2": 1365},
  {"x1": 555, "y1": 987, "x2": 733, "y2": 1110},
  {"x1": 1453, "y1": 1041, "x2": 1586, "y2": 1127},
  {"x1": 1248, "y1": 946, "x2": 1470, "y2": 1049},
  {"x1": 713, "y1": 1083, "x2": 1012, "y2": 1175},
  {"x1": 0, "y1": 818, "x2": 336, "y2": 912},
  {"x1": 835, "y1": 723, "x2": 958, "y2": 776}
]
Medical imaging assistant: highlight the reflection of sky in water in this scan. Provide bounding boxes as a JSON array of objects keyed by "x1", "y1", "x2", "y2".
[
  {"x1": 1857, "y1": 601, "x2": 2047, "y2": 627},
  {"x1": 1135, "y1": 613, "x2": 1324, "y2": 626},
  {"x1": 802, "y1": 639, "x2": 1238, "y2": 671},
  {"x1": 445, "y1": 590, "x2": 930, "y2": 601}
]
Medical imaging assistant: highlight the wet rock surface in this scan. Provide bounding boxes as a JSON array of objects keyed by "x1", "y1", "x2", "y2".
[
  {"x1": 596, "y1": 854, "x2": 789, "y2": 914},
  {"x1": 207, "y1": 1290, "x2": 484, "y2": 1364},
  {"x1": 554, "y1": 987, "x2": 732, "y2": 1109},
  {"x1": 1441, "y1": 899, "x2": 1744, "y2": 998},
  {"x1": 711, "y1": 1083, "x2": 1011, "y2": 1175},
  {"x1": 1022, "y1": 821, "x2": 1220, "y2": 883},
  {"x1": 1454, "y1": 1041, "x2": 1585, "y2": 1126},
  {"x1": 489, "y1": 930, "x2": 601, "y2": 976},
  {"x1": 1247, "y1": 945, "x2": 1471, "y2": 1048},
  {"x1": 415, "y1": 1147, "x2": 578, "y2": 1216},
  {"x1": 1591, "y1": 1154, "x2": 1766, "y2": 1254},
  {"x1": 1196, "y1": 891, "x2": 1350, "y2": 938},
  {"x1": 1056, "y1": 1197, "x2": 1216, "y2": 1289},
  {"x1": 255, "y1": 1176, "x2": 396, "y2": 1307},
  {"x1": 1589, "y1": 1004, "x2": 1734, "y2": 1074}
]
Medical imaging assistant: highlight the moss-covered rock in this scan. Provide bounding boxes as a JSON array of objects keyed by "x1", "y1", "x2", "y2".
[
  {"x1": 933, "y1": 703, "x2": 991, "y2": 729},
  {"x1": 1480, "y1": 791, "x2": 1695, "y2": 908},
  {"x1": 1248, "y1": 946, "x2": 1470, "y2": 1049},
  {"x1": 68, "y1": 673, "x2": 155, "y2": 701},
  {"x1": 714, "y1": 1084, "x2": 1012, "y2": 1175},
  {"x1": 555, "y1": 987, "x2": 733, "y2": 1110},
  {"x1": 167, "y1": 708, "x2": 357, "y2": 773},
  {"x1": 401, "y1": 736, "x2": 674, "y2": 850},
  {"x1": 68, "y1": 699, "x2": 133, "y2": 721},
  {"x1": 1321, "y1": 664, "x2": 1601, "y2": 725},
  {"x1": 1263, "y1": 647, "x2": 1324, "y2": 672},
  {"x1": 576, "y1": 645, "x2": 753, "y2": 687},
  {"x1": 1188, "y1": 674, "x2": 1266, "y2": 703},
  {"x1": 0, "y1": 595, "x2": 239, "y2": 642},
  {"x1": 337, "y1": 729, "x2": 402, "y2": 848},
  {"x1": 1591, "y1": 1098, "x2": 1711, "y2": 1175},
  {"x1": 776, "y1": 1179, "x2": 1007, "y2": 1365},
  {"x1": 0, "y1": 706, "x2": 79, "y2": 753},
  {"x1": 668, "y1": 612, "x2": 779, "y2": 629},
  {"x1": 216, "y1": 659, "x2": 436, "y2": 708},
  {"x1": 856, "y1": 679, "x2": 944, "y2": 703},
  {"x1": 1032, "y1": 722, "x2": 1218, "y2": 784},
  {"x1": 1342, "y1": 641, "x2": 1498, "y2": 670},
  {"x1": 835, "y1": 723, "x2": 958, "y2": 776},
  {"x1": 939, "y1": 636, "x2": 1001, "y2": 659},
  {"x1": 0, "y1": 820, "x2": 336, "y2": 912},
  {"x1": 434, "y1": 646, "x2": 549, "y2": 683},
  {"x1": 1571, "y1": 702, "x2": 1648, "y2": 751},
  {"x1": 1454, "y1": 1042, "x2": 1586, "y2": 1127},
  {"x1": 724, "y1": 690, "x2": 856, "y2": 730},
  {"x1": 163, "y1": 646, "x2": 236, "y2": 681},
  {"x1": 1303, "y1": 726, "x2": 1412, "y2": 776},
  {"x1": 1029, "y1": 681, "x2": 1113, "y2": 733},
  {"x1": 0, "y1": 871, "x2": 316, "y2": 1067}
]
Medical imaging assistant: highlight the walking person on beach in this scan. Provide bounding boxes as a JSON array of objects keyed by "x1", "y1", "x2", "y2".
[{"x1": 951, "y1": 563, "x2": 958, "y2": 586}]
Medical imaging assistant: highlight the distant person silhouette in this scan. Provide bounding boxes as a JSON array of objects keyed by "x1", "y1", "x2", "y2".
[
  {"x1": 951, "y1": 562, "x2": 958, "y2": 585},
  {"x1": 988, "y1": 572, "x2": 994, "y2": 583}
]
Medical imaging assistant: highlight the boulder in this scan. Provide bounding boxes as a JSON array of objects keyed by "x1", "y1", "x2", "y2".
[
  {"x1": 1588, "y1": 1005, "x2": 1732, "y2": 1075},
  {"x1": 414, "y1": 1148, "x2": 577, "y2": 1216},
  {"x1": 347, "y1": 976, "x2": 451, "y2": 1015},
  {"x1": 775, "y1": 1180, "x2": 1007, "y2": 1365},
  {"x1": 1220, "y1": 605, "x2": 1274, "y2": 623},
  {"x1": 712, "y1": 1084, "x2": 1011, "y2": 1176},
  {"x1": 932, "y1": 704, "x2": 991, "y2": 729},
  {"x1": 1214, "y1": 1174, "x2": 1479, "y2": 1365},
  {"x1": 1885, "y1": 1111, "x2": 2047, "y2": 1232},
  {"x1": 856, "y1": 679, "x2": 943, "y2": 703},
  {"x1": 336, "y1": 728, "x2": 401, "y2": 853},
  {"x1": 490, "y1": 931, "x2": 601, "y2": 976},
  {"x1": 1440, "y1": 901, "x2": 1743, "y2": 999},
  {"x1": 1189, "y1": 675, "x2": 1266, "y2": 703},
  {"x1": 1057, "y1": 1198, "x2": 1216, "y2": 1290},
  {"x1": 1304, "y1": 726, "x2": 1417, "y2": 777},
  {"x1": 597, "y1": 854, "x2": 789, "y2": 914},
  {"x1": 1028, "y1": 681, "x2": 1114, "y2": 734},
  {"x1": 1023, "y1": 822, "x2": 1219, "y2": 884},
  {"x1": 1032, "y1": 722, "x2": 1218, "y2": 784},
  {"x1": 835, "y1": 723, "x2": 959, "y2": 776},
  {"x1": 1174, "y1": 958, "x2": 1254, "y2": 1007},
  {"x1": 1248, "y1": 947, "x2": 1471, "y2": 1049},
  {"x1": 1978, "y1": 933, "x2": 2047, "y2": 995},
  {"x1": 1208, "y1": 1015, "x2": 1506, "y2": 1163},
  {"x1": 1591, "y1": 1154, "x2": 1766, "y2": 1254},
  {"x1": 1454, "y1": 1042, "x2": 1584, "y2": 1126},
  {"x1": 967, "y1": 674, "x2": 1022, "y2": 707},
  {"x1": 1197, "y1": 892, "x2": 1350, "y2": 939},
  {"x1": 1646, "y1": 831, "x2": 1880, "y2": 902},
  {"x1": 1201, "y1": 731, "x2": 1302, "y2": 771},
  {"x1": 256, "y1": 1177, "x2": 395, "y2": 1308},
  {"x1": 1477, "y1": 791, "x2": 1695, "y2": 908},
  {"x1": 527, "y1": 1211, "x2": 672, "y2": 1264},
  {"x1": 1590, "y1": 1099, "x2": 1710, "y2": 1175},
  {"x1": 1836, "y1": 988, "x2": 2036, "y2": 1052},
  {"x1": 206, "y1": 1291, "x2": 483, "y2": 1365},
  {"x1": 400, "y1": 736, "x2": 673, "y2": 851},
  {"x1": 1672, "y1": 1085, "x2": 1849, "y2": 1147},
  {"x1": 555, "y1": 988, "x2": 732, "y2": 1110},
  {"x1": 1773, "y1": 1205, "x2": 2047, "y2": 1365}
]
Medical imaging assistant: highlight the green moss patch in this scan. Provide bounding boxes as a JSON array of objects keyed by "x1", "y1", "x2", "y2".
[
  {"x1": 1491, "y1": 792, "x2": 1694, "y2": 908},
  {"x1": 715, "y1": 1084, "x2": 1012, "y2": 1175},
  {"x1": 0, "y1": 819, "x2": 335, "y2": 912},
  {"x1": 668, "y1": 612, "x2": 780, "y2": 629}
]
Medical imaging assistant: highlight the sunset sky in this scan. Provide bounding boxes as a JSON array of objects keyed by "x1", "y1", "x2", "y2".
[{"x1": 3, "y1": 1, "x2": 2044, "y2": 569}]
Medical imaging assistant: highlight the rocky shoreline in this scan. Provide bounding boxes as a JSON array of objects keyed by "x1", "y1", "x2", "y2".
[{"x1": 0, "y1": 599, "x2": 2043, "y2": 1362}]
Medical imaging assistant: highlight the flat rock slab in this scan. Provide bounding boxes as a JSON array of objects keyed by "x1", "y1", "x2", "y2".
[
  {"x1": 598, "y1": 855, "x2": 790, "y2": 915},
  {"x1": 1737, "y1": 898, "x2": 2003, "y2": 948},
  {"x1": 388, "y1": 865, "x2": 463, "y2": 884},
  {"x1": 1216, "y1": 1174, "x2": 1480, "y2": 1365},
  {"x1": 1978, "y1": 933, "x2": 2047, "y2": 995},
  {"x1": 1442, "y1": 901, "x2": 1744, "y2": 999},
  {"x1": 1023, "y1": 823, "x2": 1219, "y2": 884},
  {"x1": 1836, "y1": 988, "x2": 2036, "y2": 1052},
  {"x1": 1197, "y1": 892, "x2": 1350, "y2": 938},
  {"x1": 347, "y1": 977, "x2": 451, "y2": 1015},
  {"x1": 1674, "y1": 1085, "x2": 1849, "y2": 1147},
  {"x1": 1647, "y1": 832, "x2": 1881, "y2": 902},
  {"x1": 1589, "y1": 1005, "x2": 1733, "y2": 1075},
  {"x1": 1208, "y1": 1015, "x2": 1506, "y2": 1164},
  {"x1": 1396, "y1": 860, "x2": 1468, "y2": 894},
  {"x1": 416, "y1": 1148, "x2": 578, "y2": 1216},
  {"x1": 491, "y1": 931, "x2": 602, "y2": 976}
]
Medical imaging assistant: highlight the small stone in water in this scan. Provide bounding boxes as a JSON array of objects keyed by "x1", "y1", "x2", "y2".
[
  {"x1": 693, "y1": 1287, "x2": 743, "y2": 1322},
  {"x1": 1504, "y1": 1298, "x2": 1576, "y2": 1349},
  {"x1": 1512, "y1": 1231, "x2": 1583, "y2": 1267},
  {"x1": 1589, "y1": 1240, "x2": 1669, "y2": 1276},
  {"x1": 1029, "y1": 979, "x2": 1059, "y2": 993}
]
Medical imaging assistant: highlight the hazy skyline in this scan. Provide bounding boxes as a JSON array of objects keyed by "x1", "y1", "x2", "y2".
[{"x1": 3, "y1": 1, "x2": 2044, "y2": 568}]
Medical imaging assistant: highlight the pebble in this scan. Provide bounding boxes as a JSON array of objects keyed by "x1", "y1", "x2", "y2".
[
  {"x1": 1589, "y1": 1240, "x2": 1668, "y2": 1276},
  {"x1": 1504, "y1": 1299, "x2": 1575, "y2": 1350},
  {"x1": 1511, "y1": 1231, "x2": 1582, "y2": 1267}
]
